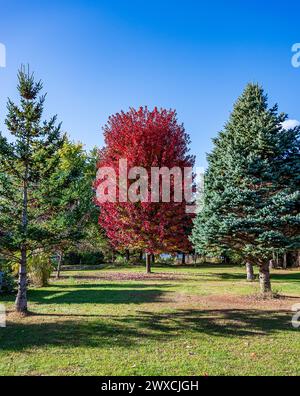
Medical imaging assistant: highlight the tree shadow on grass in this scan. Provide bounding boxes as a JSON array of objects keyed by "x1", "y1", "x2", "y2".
[
  {"x1": 132, "y1": 309, "x2": 296, "y2": 337},
  {"x1": 203, "y1": 271, "x2": 300, "y2": 283},
  {"x1": 0, "y1": 318, "x2": 143, "y2": 351},
  {"x1": 50, "y1": 283, "x2": 173, "y2": 290},
  {"x1": 271, "y1": 272, "x2": 300, "y2": 282},
  {"x1": 0, "y1": 285, "x2": 170, "y2": 305},
  {"x1": 193, "y1": 272, "x2": 247, "y2": 281},
  {"x1": 27, "y1": 287, "x2": 167, "y2": 305},
  {"x1": 1, "y1": 308, "x2": 297, "y2": 352}
]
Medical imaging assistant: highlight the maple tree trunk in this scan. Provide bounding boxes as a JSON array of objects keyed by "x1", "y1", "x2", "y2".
[
  {"x1": 151, "y1": 254, "x2": 155, "y2": 264},
  {"x1": 182, "y1": 253, "x2": 186, "y2": 265},
  {"x1": 146, "y1": 253, "x2": 151, "y2": 274},
  {"x1": 56, "y1": 252, "x2": 63, "y2": 279},
  {"x1": 246, "y1": 262, "x2": 254, "y2": 281},
  {"x1": 259, "y1": 261, "x2": 272, "y2": 294}
]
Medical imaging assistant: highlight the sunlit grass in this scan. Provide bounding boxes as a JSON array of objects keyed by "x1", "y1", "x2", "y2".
[{"x1": 1, "y1": 264, "x2": 300, "y2": 376}]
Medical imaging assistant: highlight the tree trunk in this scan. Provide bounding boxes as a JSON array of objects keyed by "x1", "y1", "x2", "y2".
[
  {"x1": 146, "y1": 253, "x2": 151, "y2": 274},
  {"x1": 246, "y1": 262, "x2": 254, "y2": 281},
  {"x1": 182, "y1": 253, "x2": 186, "y2": 265},
  {"x1": 15, "y1": 247, "x2": 28, "y2": 313},
  {"x1": 223, "y1": 254, "x2": 230, "y2": 264},
  {"x1": 151, "y1": 254, "x2": 155, "y2": 264},
  {"x1": 283, "y1": 253, "x2": 287, "y2": 269},
  {"x1": 259, "y1": 262, "x2": 272, "y2": 294},
  {"x1": 271, "y1": 252, "x2": 277, "y2": 269},
  {"x1": 56, "y1": 252, "x2": 63, "y2": 279},
  {"x1": 276, "y1": 252, "x2": 279, "y2": 267},
  {"x1": 139, "y1": 251, "x2": 143, "y2": 262},
  {"x1": 125, "y1": 249, "x2": 130, "y2": 262},
  {"x1": 16, "y1": 168, "x2": 28, "y2": 313}
]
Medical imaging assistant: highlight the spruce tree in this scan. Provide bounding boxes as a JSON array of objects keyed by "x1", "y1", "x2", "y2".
[
  {"x1": 0, "y1": 66, "x2": 65, "y2": 312},
  {"x1": 191, "y1": 84, "x2": 300, "y2": 293}
]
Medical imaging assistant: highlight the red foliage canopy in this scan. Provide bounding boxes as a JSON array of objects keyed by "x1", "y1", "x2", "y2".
[{"x1": 95, "y1": 107, "x2": 195, "y2": 254}]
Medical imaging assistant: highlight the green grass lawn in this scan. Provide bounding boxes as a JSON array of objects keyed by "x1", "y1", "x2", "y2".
[{"x1": 1, "y1": 264, "x2": 300, "y2": 376}]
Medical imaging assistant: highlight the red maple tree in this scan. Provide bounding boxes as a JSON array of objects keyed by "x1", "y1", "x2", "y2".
[{"x1": 95, "y1": 107, "x2": 195, "y2": 272}]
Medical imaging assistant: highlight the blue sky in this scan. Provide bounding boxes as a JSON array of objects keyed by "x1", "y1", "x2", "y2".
[{"x1": 0, "y1": 0, "x2": 299, "y2": 167}]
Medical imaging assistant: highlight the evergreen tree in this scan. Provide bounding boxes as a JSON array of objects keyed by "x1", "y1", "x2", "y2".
[
  {"x1": 48, "y1": 143, "x2": 107, "y2": 278},
  {"x1": 0, "y1": 66, "x2": 65, "y2": 312},
  {"x1": 191, "y1": 84, "x2": 300, "y2": 293}
]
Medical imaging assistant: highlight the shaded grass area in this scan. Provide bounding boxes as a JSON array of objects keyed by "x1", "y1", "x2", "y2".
[{"x1": 1, "y1": 265, "x2": 300, "y2": 376}]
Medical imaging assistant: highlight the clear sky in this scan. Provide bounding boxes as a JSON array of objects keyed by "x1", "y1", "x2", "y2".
[{"x1": 0, "y1": 0, "x2": 299, "y2": 167}]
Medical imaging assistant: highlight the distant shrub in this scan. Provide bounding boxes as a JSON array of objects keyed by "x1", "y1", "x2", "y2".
[
  {"x1": 128, "y1": 257, "x2": 143, "y2": 265},
  {"x1": 0, "y1": 259, "x2": 16, "y2": 294},
  {"x1": 28, "y1": 253, "x2": 53, "y2": 287},
  {"x1": 11, "y1": 262, "x2": 19, "y2": 277},
  {"x1": 114, "y1": 255, "x2": 128, "y2": 265},
  {"x1": 158, "y1": 256, "x2": 176, "y2": 265},
  {"x1": 0, "y1": 270, "x2": 16, "y2": 294},
  {"x1": 64, "y1": 251, "x2": 104, "y2": 266}
]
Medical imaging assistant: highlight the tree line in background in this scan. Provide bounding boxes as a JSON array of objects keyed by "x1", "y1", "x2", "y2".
[{"x1": 0, "y1": 67, "x2": 299, "y2": 313}]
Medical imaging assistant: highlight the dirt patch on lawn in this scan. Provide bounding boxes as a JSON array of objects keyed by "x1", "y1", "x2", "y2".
[
  {"x1": 172, "y1": 293, "x2": 300, "y2": 311},
  {"x1": 54, "y1": 271, "x2": 191, "y2": 282}
]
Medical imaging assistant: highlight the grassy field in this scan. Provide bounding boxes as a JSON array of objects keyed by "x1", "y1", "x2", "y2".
[{"x1": 1, "y1": 264, "x2": 300, "y2": 376}]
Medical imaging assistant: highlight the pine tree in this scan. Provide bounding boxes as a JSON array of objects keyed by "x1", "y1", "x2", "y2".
[
  {"x1": 191, "y1": 84, "x2": 300, "y2": 293},
  {"x1": 0, "y1": 66, "x2": 65, "y2": 312}
]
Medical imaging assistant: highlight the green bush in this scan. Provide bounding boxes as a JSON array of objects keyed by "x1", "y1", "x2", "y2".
[
  {"x1": 28, "y1": 253, "x2": 54, "y2": 287},
  {"x1": 114, "y1": 255, "x2": 128, "y2": 265},
  {"x1": 63, "y1": 251, "x2": 104, "y2": 266},
  {"x1": 0, "y1": 270, "x2": 16, "y2": 294},
  {"x1": 158, "y1": 256, "x2": 176, "y2": 265}
]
